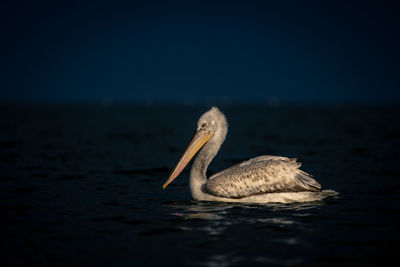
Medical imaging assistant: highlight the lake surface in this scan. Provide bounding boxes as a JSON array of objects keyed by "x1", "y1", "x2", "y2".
[{"x1": 0, "y1": 104, "x2": 399, "y2": 266}]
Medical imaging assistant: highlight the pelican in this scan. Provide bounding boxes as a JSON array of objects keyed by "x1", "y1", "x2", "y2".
[{"x1": 162, "y1": 107, "x2": 335, "y2": 203}]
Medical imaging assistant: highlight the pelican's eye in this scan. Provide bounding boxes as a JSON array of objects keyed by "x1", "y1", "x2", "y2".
[{"x1": 201, "y1": 123, "x2": 207, "y2": 128}]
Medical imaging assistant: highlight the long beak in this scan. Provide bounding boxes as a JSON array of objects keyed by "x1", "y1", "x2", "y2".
[{"x1": 162, "y1": 129, "x2": 212, "y2": 189}]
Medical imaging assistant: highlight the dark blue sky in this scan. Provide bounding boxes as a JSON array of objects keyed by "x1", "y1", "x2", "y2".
[{"x1": 1, "y1": 0, "x2": 399, "y2": 104}]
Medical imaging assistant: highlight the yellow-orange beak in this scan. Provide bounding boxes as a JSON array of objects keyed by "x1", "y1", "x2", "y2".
[{"x1": 162, "y1": 129, "x2": 212, "y2": 189}]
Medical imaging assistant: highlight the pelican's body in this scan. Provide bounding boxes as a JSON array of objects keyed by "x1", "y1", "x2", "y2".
[{"x1": 163, "y1": 107, "x2": 336, "y2": 203}]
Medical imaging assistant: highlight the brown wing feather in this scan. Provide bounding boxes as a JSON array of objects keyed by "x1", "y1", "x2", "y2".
[{"x1": 206, "y1": 156, "x2": 321, "y2": 198}]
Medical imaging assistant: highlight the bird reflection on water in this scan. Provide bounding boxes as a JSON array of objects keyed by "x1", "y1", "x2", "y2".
[
  {"x1": 163, "y1": 200, "x2": 326, "y2": 223},
  {"x1": 162, "y1": 200, "x2": 328, "y2": 266}
]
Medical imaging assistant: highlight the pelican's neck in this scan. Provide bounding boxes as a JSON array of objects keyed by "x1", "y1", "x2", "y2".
[
  {"x1": 189, "y1": 134, "x2": 227, "y2": 200},
  {"x1": 189, "y1": 141, "x2": 218, "y2": 200}
]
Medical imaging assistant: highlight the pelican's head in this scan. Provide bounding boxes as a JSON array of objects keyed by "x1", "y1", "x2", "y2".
[
  {"x1": 197, "y1": 106, "x2": 228, "y2": 137},
  {"x1": 162, "y1": 107, "x2": 228, "y2": 189}
]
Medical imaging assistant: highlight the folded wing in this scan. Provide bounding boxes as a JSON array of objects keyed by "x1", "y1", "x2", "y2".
[{"x1": 206, "y1": 156, "x2": 321, "y2": 198}]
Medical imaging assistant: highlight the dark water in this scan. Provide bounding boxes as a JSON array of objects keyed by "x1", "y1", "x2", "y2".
[{"x1": 1, "y1": 104, "x2": 399, "y2": 266}]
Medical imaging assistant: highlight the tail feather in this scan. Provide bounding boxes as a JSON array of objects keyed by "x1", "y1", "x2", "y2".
[{"x1": 295, "y1": 170, "x2": 322, "y2": 191}]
